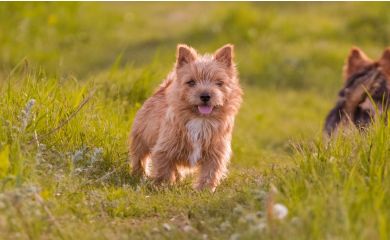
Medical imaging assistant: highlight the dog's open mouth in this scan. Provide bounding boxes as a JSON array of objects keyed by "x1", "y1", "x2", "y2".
[{"x1": 198, "y1": 105, "x2": 213, "y2": 115}]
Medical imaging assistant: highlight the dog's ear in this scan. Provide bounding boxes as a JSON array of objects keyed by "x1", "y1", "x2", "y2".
[
  {"x1": 343, "y1": 47, "x2": 372, "y2": 80},
  {"x1": 379, "y1": 48, "x2": 390, "y2": 75},
  {"x1": 176, "y1": 44, "x2": 197, "y2": 68},
  {"x1": 214, "y1": 44, "x2": 234, "y2": 68}
]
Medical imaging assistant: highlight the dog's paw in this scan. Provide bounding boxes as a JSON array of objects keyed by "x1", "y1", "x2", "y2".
[
  {"x1": 131, "y1": 168, "x2": 146, "y2": 179},
  {"x1": 193, "y1": 183, "x2": 217, "y2": 192}
]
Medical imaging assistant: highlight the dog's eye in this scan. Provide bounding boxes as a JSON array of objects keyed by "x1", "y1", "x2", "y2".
[
  {"x1": 216, "y1": 81, "x2": 224, "y2": 87},
  {"x1": 186, "y1": 80, "x2": 196, "y2": 87}
]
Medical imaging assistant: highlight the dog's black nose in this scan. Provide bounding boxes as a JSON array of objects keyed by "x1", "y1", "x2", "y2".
[{"x1": 200, "y1": 93, "x2": 211, "y2": 103}]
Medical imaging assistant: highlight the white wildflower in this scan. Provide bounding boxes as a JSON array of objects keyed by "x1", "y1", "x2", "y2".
[
  {"x1": 272, "y1": 203, "x2": 288, "y2": 220},
  {"x1": 163, "y1": 223, "x2": 171, "y2": 231}
]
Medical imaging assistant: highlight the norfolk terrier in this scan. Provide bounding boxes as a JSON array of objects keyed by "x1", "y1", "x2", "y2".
[
  {"x1": 129, "y1": 44, "x2": 242, "y2": 191},
  {"x1": 325, "y1": 47, "x2": 390, "y2": 136}
]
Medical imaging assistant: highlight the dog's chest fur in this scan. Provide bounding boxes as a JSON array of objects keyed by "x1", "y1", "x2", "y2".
[{"x1": 186, "y1": 118, "x2": 218, "y2": 166}]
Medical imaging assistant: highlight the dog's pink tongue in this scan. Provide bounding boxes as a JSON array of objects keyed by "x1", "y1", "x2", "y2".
[{"x1": 198, "y1": 105, "x2": 213, "y2": 115}]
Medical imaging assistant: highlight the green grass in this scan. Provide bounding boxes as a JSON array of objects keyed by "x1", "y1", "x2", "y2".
[{"x1": 1, "y1": 2, "x2": 390, "y2": 239}]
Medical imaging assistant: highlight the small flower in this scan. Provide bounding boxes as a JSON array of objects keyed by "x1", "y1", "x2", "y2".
[
  {"x1": 272, "y1": 203, "x2": 288, "y2": 220},
  {"x1": 163, "y1": 223, "x2": 171, "y2": 231}
]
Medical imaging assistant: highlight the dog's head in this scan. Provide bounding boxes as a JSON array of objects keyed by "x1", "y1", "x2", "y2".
[
  {"x1": 168, "y1": 44, "x2": 241, "y2": 117},
  {"x1": 343, "y1": 47, "x2": 390, "y2": 83},
  {"x1": 342, "y1": 47, "x2": 390, "y2": 105},
  {"x1": 325, "y1": 47, "x2": 390, "y2": 135}
]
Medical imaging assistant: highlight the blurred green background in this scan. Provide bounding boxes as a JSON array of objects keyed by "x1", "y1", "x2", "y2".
[{"x1": 2, "y1": 2, "x2": 390, "y2": 91}]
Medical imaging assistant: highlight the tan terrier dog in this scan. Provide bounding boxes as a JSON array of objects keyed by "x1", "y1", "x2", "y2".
[{"x1": 129, "y1": 44, "x2": 242, "y2": 191}]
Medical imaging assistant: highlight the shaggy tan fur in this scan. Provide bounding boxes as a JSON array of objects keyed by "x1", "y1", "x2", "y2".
[{"x1": 129, "y1": 44, "x2": 242, "y2": 191}]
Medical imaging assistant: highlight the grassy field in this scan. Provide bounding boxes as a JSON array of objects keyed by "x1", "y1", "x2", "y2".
[{"x1": 1, "y1": 2, "x2": 390, "y2": 239}]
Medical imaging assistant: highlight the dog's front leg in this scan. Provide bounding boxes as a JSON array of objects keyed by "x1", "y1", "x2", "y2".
[
  {"x1": 195, "y1": 141, "x2": 231, "y2": 192},
  {"x1": 149, "y1": 149, "x2": 178, "y2": 185}
]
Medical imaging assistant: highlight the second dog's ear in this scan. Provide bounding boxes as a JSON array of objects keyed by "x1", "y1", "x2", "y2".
[
  {"x1": 176, "y1": 44, "x2": 197, "y2": 68},
  {"x1": 343, "y1": 47, "x2": 372, "y2": 80},
  {"x1": 214, "y1": 44, "x2": 234, "y2": 68},
  {"x1": 379, "y1": 48, "x2": 390, "y2": 75}
]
